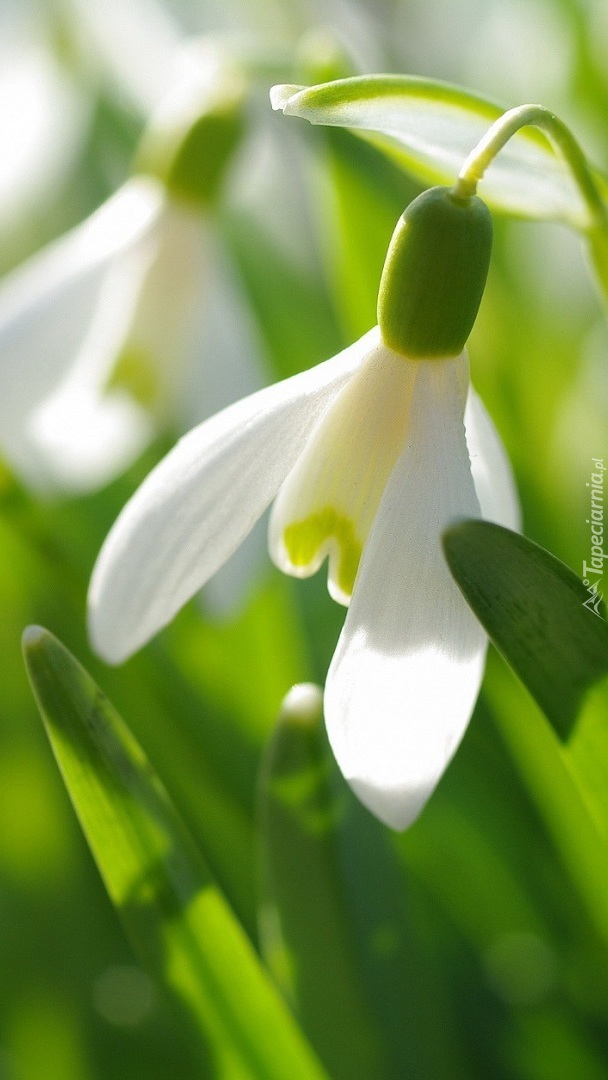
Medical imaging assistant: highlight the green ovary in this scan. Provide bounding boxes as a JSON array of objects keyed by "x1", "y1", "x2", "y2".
[{"x1": 283, "y1": 507, "x2": 362, "y2": 598}]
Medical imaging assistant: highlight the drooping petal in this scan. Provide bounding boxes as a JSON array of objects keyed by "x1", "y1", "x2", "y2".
[
  {"x1": 269, "y1": 336, "x2": 415, "y2": 604},
  {"x1": 0, "y1": 177, "x2": 164, "y2": 420},
  {"x1": 113, "y1": 209, "x2": 267, "y2": 432},
  {"x1": 0, "y1": 182, "x2": 166, "y2": 490},
  {"x1": 89, "y1": 332, "x2": 374, "y2": 663},
  {"x1": 464, "y1": 388, "x2": 521, "y2": 531},
  {"x1": 30, "y1": 200, "x2": 213, "y2": 491},
  {"x1": 24, "y1": 385, "x2": 152, "y2": 493},
  {"x1": 107, "y1": 199, "x2": 209, "y2": 424},
  {"x1": 325, "y1": 357, "x2": 487, "y2": 831},
  {"x1": 19, "y1": 198, "x2": 214, "y2": 491}
]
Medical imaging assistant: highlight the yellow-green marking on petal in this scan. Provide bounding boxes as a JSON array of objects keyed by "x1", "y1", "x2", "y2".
[
  {"x1": 107, "y1": 348, "x2": 162, "y2": 411},
  {"x1": 283, "y1": 507, "x2": 362, "y2": 601},
  {"x1": 269, "y1": 338, "x2": 420, "y2": 605}
]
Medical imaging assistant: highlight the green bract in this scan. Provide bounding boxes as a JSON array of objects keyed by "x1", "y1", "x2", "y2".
[
  {"x1": 271, "y1": 76, "x2": 608, "y2": 228},
  {"x1": 378, "y1": 186, "x2": 492, "y2": 358}
]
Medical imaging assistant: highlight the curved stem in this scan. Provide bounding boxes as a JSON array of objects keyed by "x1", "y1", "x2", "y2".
[{"x1": 452, "y1": 104, "x2": 607, "y2": 230}]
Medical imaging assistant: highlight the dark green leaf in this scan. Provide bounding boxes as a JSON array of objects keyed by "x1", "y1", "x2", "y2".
[{"x1": 442, "y1": 520, "x2": 608, "y2": 739}]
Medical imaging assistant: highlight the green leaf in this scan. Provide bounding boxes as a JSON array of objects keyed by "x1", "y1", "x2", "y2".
[
  {"x1": 271, "y1": 76, "x2": 608, "y2": 227},
  {"x1": 22, "y1": 627, "x2": 328, "y2": 1080},
  {"x1": 257, "y1": 686, "x2": 384, "y2": 1080},
  {"x1": 442, "y1": 520, "x2": 608, "y2": 739},
  {"x1": 483, "y1": 656, "x2": 608, "y2": 946},
  {"x1": 443, "y1": 527, "x2": 608, "y2": 949},
  {"x1": 257, "y1": 685, "x2": 464, "y2": 1080}
]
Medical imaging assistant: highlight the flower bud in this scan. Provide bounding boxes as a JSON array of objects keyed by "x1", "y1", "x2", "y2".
[{"x1": 377, "y1": 186, "x2": 493, "y2": 358}]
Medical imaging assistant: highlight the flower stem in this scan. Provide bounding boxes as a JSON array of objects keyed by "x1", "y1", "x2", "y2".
[
  {"x1": 451, "y1": 104, "x2": 606, "y2": 230},
  {"x1": 451, "y1": 103, "x2": 608, "y2": 307}
]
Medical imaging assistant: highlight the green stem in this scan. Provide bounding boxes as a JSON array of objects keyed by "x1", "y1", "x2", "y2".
[{"x1": 452, "y1": 104, "x2": 607, "y2": 230}]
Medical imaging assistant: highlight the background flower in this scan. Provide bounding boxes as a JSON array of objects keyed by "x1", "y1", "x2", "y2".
[{"x1": 0, "y1": 36, "x2": 271, "y2": 494}]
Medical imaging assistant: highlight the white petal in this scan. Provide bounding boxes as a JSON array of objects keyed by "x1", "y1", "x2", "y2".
[
  {"x1": 465, "y1": 388, "x2": 521, "y2": 531},
  {"x1": 325, "y1": 358, "x2": 487, "y2": 831},
  {"x1": 0, "y1": 181, "x2": 164, "y2": 489},
  {"x1": 88, "y1": 332, "x2": 374, "y2": 663},
  {"x1": 0, "y1": 178, "x2": 164, "y2": 418},
  {"x1": 116, "y1": 207, "x2": 267, "y2": 432},
  {"x1": 108, "y1": 199, "x2": 209, "y2": 424},
  {"x1": 269, "y1": 338, "x2": 415, "y2": 604},
  {"x1": 24, "y1": 386, "x2": 152, "y2": 493}
]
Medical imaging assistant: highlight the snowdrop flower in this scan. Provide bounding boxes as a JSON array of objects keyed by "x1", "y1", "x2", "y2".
[
  {"x1": 89, "y1": 185, "x2": 519, "y2": 830},
  {"x1": 0, "y1": 39, "x2": 262, "y2": 493}
]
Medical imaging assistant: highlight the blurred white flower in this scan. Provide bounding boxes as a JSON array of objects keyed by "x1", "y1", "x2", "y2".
[{"x1": 0, "y1": 39, "x2": 266, "y2": 493}]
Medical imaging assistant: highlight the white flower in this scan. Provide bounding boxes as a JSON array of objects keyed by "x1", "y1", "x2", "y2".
[
  {"x1": 0, "y1": 39, "x2": 263, "y2": 494},
  {"x1": 88, "y1": 321, "x2": 519, "y2": 830},
  {"x1": 0, "y1": 176, "x2": 159, "y2": 491}
]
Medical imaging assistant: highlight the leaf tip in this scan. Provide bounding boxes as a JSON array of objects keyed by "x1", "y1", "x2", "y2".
[
  {"x1": 269, "y1": 83, "x2": 306, "y2": 112},
  {"x1": 441, "y1": 516, "x2": 479, "y2": 559},
  {"x1": 22, "y1": 624, "x2": 51, "y2": 657},
  {"x1": 278, "y1": 683, "x2": 324, "y2": 728}
]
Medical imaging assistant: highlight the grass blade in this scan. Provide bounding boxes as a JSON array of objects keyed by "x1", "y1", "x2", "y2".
[{"x1": 22, "y1": 626, "x2": 328, "y2": 1080}]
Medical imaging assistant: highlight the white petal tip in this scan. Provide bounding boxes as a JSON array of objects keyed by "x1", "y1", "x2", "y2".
[
  {"x1": 87, "y1": 622, "x2": 129, "y2": 667},
  {"x1": 269, "y1": 83, "x2": 305, "y2": 112},
  {"x1": 87, "y1": 589, "x2": 137, "y2": 668},
  {"x1": 346, "y1": 774, "x2": 434, "y2": 832}
]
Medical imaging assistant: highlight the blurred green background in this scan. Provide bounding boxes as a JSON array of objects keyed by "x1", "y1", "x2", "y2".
[{"x1": 2, "y1": 0, "x2": 608, "y2": 1077}]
